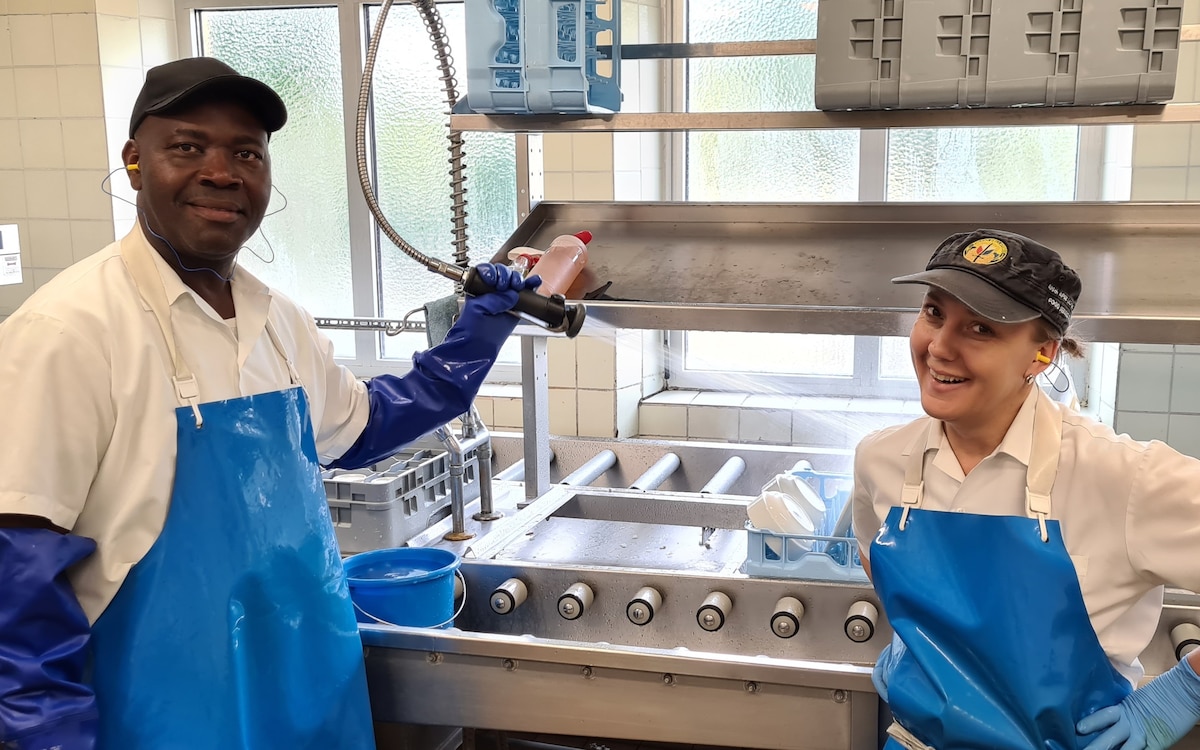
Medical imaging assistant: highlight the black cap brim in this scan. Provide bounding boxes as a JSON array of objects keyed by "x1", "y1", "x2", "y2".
[
  {"x1": 893, "y1": 268, "x2": 1043, "y2": 325},
  {"x1": 131, "y1": 74, "x2": 287, "y2": 138}
]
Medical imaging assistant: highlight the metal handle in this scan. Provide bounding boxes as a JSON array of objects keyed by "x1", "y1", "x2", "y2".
[{"x1": 462, "y1": 266, "x2": 587, "y2": 337}]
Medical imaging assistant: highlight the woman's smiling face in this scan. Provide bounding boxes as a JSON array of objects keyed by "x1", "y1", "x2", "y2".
[{"x1": 910, "y1": 289, "x2": 1056, "y2": 430}]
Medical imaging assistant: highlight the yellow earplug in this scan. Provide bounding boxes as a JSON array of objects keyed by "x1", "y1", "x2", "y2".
[
  {"x1": 126, "y1": 163, "x2": 140, "y2": 172},
  {"x1": 1036, "y1": 353, "x2": 1052, "y2": 364}
]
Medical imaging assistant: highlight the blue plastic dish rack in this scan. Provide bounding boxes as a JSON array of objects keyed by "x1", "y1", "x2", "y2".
[
  {"x1": 744, "y1": 469, "x2": 867, "y2": 583},
  {"x1": 463, "y1": 0, "x2": 622, "y2": 114}
]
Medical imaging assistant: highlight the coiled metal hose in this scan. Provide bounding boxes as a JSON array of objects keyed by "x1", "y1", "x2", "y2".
[{"x1": 357, "y1": 0, "x2": 470, "y2": 283}]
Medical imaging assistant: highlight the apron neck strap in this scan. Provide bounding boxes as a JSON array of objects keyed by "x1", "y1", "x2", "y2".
[
  {"x1": 120, "y1": 232, "x2": 204, "y2": 428},
  {"x1": 899, "y1": 392, "x2": 1063, "y2": 541},
  {"x1": 121, "y1": 230, "x2": 301, "y2": 424}
]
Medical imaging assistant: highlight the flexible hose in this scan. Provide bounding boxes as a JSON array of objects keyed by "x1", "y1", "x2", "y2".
[
  {"x1": 357, "y1": 0, "x2": 470, "y2": 283},
  {"x1": 413, "y1": 0, "x2": 471, "y2": 271}
]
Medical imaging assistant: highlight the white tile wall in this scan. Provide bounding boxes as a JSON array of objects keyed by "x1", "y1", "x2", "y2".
[
  {"x1": 577, "y1": 390, "x2": 616, "y2": 438},
  {"x1": 739, "y1": 409, "x2": 792, "y2": 444},
  {"x1": 549, "y1": 387, "x2": 577, "y2": 435},
  {"x1": 53, "y1": 14, "x2": 100, "y2": 66},
  {"x1": 1115, "y1": 351, "x2": 1173, "y2": 412},
  {"x1": 687, "y1": 405, "x2": 739, "y2": 439},
  {"x1": 548, "y1": 336, "x2": 576, "y2": 388},
  {"x1": 639, "y1": 403, "x2": 686, "y2": 437},
  {"x1": 1167, "y1": 415, "x2": 1200, "y2": 459},
  {"x1": 10, "y1": 15, "x2": 56, "y2": 67},
  {"x1": 1114, "y1": 411, "x2": 1170, "y2": 442},
  {"x1": 0, "y1": 18, "x2": 11, "y2": 69},
  {"x1": 18, "y1": 119, "x2": 65, "y2": 169},
  {"x1": 1, "y1": 4, "x2": 170, "y2": 315}
]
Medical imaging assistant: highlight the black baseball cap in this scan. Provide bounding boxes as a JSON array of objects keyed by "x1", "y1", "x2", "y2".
[
  {"x1": 892, "y1": 229, "x2": 1082, "y2": 336},
  {"x1": 129, "y1": 57, "x2": 287, "y2": 138}
]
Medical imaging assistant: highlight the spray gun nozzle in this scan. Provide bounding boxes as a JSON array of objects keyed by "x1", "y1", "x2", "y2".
[{"x1": 461, "y1": 265, "x2": 587, "y2": 338}]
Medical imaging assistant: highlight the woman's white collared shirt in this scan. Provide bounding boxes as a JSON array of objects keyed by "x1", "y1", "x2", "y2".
[
  {"x1": 853, "y1": 387, "x2": 1200, "y2": 685},
  {"x1": 0, "y1": 227, "x2": 370, "y2": 621}
]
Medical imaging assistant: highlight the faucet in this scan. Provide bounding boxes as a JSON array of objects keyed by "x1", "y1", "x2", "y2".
[{"x1": 435, "y1": 405, "x2": 499, "y2": 542}]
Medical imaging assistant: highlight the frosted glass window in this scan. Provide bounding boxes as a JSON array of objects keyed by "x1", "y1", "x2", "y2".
[
  {"x1": 368, "y1": 4, "x2": 517, "y2": 359},
  {"x1": 880, "y1": 337, "x2": 917, "y2": 381},
  {"x1": 198, "y1": 7, "x2": 355, "y2": 355},
  {"x1": 686, "y1": 332, "x2": 854, "y2": 377},
  {"x1": 685, "y1": 0, "x2": 856, "y2": 202},
  {"x1": 888, "y1": 127, "x2": 1079, "y2": 201}
]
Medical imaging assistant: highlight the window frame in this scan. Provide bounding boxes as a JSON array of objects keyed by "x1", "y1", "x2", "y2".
[{"x1": 175, "y1": 0, "x2": 525, "y2": 381}]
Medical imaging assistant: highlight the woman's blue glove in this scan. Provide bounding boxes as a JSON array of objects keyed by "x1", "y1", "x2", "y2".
[
  {"x1": 329, "y1": 263, "x2": 539, "y2": 470},
  {"x1": 873, "y1": 633, "x2": 907, "y2": 702},
  {"x1": 1076, "y1": 656, "x2": 1200, "y2": 750}
]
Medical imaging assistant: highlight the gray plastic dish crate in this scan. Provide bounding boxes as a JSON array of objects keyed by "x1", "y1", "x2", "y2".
[
  {"x1": 323, "y1": 437, "x2": 481, "y2": 555},
  {"x1": 744, "y1": 470, "x2": 868, "y2": 583},
  {"x1": 463, "y1": 0, "x2": 622, "y2": 114},
  {"x1": 815, "y1": 0, "x2": 1184, "y2": 110}
]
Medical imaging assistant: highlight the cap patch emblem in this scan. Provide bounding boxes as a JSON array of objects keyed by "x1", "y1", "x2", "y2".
[{"x1": 962, "y1": 238, "x2": 1009, "y2": 265}]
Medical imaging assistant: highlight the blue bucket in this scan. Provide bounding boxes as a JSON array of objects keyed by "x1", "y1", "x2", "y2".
[{"x1": 342, "y1": 547, "x2": 461, "y2": 628}]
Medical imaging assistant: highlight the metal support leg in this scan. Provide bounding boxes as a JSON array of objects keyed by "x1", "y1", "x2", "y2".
[{"x1": 520, "y1": 336, "x2": 551, "y2": 503}]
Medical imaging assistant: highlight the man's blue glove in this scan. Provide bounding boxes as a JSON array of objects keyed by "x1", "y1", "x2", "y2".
[
  {"x1": 329, "y1": 263, "x2": 539, "y2": 470},
  {"x1": 1076, "y1": 656, "x2": 1200, "y2": 750},
  {"x1": 873, "y1": 632, "x2": 907, "y2": 702},
  {"x1": 0, "y1": 526, "x2": 97, "y2": 750}
]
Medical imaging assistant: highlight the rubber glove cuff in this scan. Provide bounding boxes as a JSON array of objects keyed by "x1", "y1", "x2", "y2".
[
  {"x1": 1077, "y1": 656, "x2": 1200, "y2": 750},
  {"x1": 0, "y1": 528, "x2": 96, "y2": 750},
  {"x1": 3, "y1": 712, "x2": 97, "y2": 750},
  {"x1": 328, "y1": 264, "x2": 539, "y2": 470},
  {"x1": 872, "y1": 633, "x2": 907, "y2": 702}
]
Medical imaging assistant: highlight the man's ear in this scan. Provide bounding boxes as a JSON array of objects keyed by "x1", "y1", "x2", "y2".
[{"x1": 121, "y1": 140, "x2": 142, "y2": 191}]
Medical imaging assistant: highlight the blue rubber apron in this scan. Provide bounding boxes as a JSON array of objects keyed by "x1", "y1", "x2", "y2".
[
  {"x1": 870, "y1": 394, "x2": 1131, "y2": 750},
  {"x1": 86, "y1": 239, "x2": 376, "y2": 749}
]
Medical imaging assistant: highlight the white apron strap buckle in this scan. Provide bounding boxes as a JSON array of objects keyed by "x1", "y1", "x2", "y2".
[
  {"x1": 174, "y1": 375, "x2": 203, "y2": 429},
  {"x1": 1026, "y1": 489, "x2": 1051, "y2": 542}
]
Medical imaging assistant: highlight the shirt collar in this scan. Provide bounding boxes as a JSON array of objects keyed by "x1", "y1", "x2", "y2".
[
  {"x1": 907, "y1": 385, "x2": 1042, "y2": 480},
  {"x1": 131, "y1": 222, "x2": 270, "y2": 313}
]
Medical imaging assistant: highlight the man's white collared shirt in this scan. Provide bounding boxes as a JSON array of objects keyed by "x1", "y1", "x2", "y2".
[{"x1": 0, "y1": 227, "x2": 370, "y2": 620}]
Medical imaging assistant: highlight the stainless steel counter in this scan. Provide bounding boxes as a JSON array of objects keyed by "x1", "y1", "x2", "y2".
[{"x1": 492, "y1": 201, "x2": 1200, "y2": 343}]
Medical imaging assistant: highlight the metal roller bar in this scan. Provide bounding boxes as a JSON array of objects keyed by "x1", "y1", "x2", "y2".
[
  {"x1": 450, "y1": 102, "x2": 1200, "y2": 133},
  {"x1": 560, "y1": 450, "x2": 618, "y2": 486},
  {"x1": 629, "y1": 452, "x2": 681, "y2": 490},
  {"x1": 700, "y1": 457, "x2": 746, "y2": 495},
  {"x1": 598, "y1": 40, "x2": 815, "y2": 59},
  {"x1": 495, "y1": 460, "x2": 526, "y2": 482},
  {"x1": 494, "y1": 450, "x2": 555, "y2": 482}
]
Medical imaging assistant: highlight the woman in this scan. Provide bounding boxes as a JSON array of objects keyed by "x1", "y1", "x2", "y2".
[{"x1": 850, "y1": 229, "x2": 1200, "y2": 750}]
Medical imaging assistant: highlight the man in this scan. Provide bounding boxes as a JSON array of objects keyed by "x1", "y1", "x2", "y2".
[{"x1": 0, "y1": 57, "x2": 535, "y2": 749}]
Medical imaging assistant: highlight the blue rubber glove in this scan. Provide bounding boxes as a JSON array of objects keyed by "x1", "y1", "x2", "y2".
[
  {"x1": 0, "y1": 527, "x2": 98, "y2": 749},
  {"x1": 873, "y1": 632, "x2": 907, "y2": 702},
  {"x1": 329, "y1": 263, "x2": 540, "y2": 469},
  {"x1": 1076, "y1": 656, "x2": 1200, "y2": 750}
]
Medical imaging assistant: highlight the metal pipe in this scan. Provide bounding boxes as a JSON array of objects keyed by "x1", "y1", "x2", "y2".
[
  {"x1": 435, "y1": 425, "x2": 489, "y2": 541},
  {"x1": 629, "y1": 452, "x2": 681, "y2": 490},
  {"x1": 495, "y1": 459, "x2": 525, "y2": 482},
  {"x1": 700, "y1": 456, "x2": 746, "y2": 495},
  {"x1": 560, "y1": 450, "x2": 617, "y2": 487},
  {"x1": 790, "y1": 458, "x2": 813, "y2": 473},
  {"x1": 467, "y1": 407, "x2": 501, "y2": 522}
]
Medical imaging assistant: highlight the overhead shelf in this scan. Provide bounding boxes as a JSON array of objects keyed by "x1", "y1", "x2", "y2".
[
  {"x1": 451, "y1": 103, "x2": 1200, "y2": 132},
  {"x1": 453, "y1": 25, "x2": 1200, "y2": 132},
  {"x1": 492, "y1": 201, "x2": 1200, "y2": 344}
]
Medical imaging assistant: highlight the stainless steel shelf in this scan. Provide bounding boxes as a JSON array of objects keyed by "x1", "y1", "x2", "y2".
[
  {"x1": 491, "y1": 201, "x2": 1200, "y2": 344},
  {"x1": 453, "y1": 25, "x2": 1200, "y2": 132},
  {"x1": 451, "y1": 102, "x2": 1200, "y2": 132}
]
